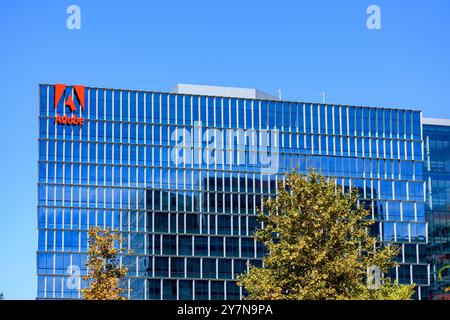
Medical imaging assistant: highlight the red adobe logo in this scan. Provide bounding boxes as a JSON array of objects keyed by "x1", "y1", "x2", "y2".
[{"x1": 54, "y1": 84, "x2": 86, "y2": 126}]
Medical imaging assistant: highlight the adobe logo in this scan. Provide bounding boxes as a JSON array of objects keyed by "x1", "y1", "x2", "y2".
[{"x1": 54, "y1": 84, "x2": 86, "y2": 126}]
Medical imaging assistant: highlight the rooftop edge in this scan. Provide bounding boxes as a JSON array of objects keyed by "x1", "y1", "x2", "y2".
[
  {"x1": 422, "y1": 117, "x2": 450, "y2": 126},
  {"x1": 38, "y1": 83, "x2": 424, "y2": 113}
]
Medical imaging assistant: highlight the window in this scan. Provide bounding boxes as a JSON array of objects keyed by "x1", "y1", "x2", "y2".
[
  {"x1": 170, "y1": 257, "x2": 184, "y2": 277},
  {"x1": 226, "y1": 281, "x2": 240, "y2": 300},
  {"x1": 178, "y1": 235, "x2": 192, "y2": 255},
  {"x1": 154, "y1": 257, "x2": 168, "y2": 277},
  {"x1": 154, "y1": 212, "x2": 168, "y2": 233},
  {"x1": 194, "y1": 236, "x2": 208, "y2": 256},
  {"x1": 179, "y1": 280, "x2": 193, "y2": 300},
  {"x1": 404, "y1": 244, "x2": 417, "y2": 263},
  {"x1": 211, "y1": 281, "x2": 224, "y2": 300},
  {"x1": 218, "y1": 215, "x2": 231, "y2": 235},
  {"x1": 210, "y1": 237, "x2": 224, "y2": 257},
  {"x1": 195, "y1": 280, "x2": 209, "y2": 300},
  {"x1": 202, "y1": 258, "x2": 216, "y2": 278},
  {"x1": 234, "y1": 259, "x2": 247, "y2": 276},
  {"x1": 187, "y1": 258, "x2": 200, "y2": 278},
  {"x1": 186, "y1": 214, "x2": 200, "y2": 234},
  {"x1": 162, "y1": 235, "x2": 177, "y2": 255},
  {"x1": 398, "y1": 265, "x2": 411, "y2": 284},
  {"x1": 147, "y1": 279, "x2": 161, "y2": 300},
  {"x1": 241, "y1": 238, "x2": 254, "y2": 258},
  {"x1": 225, "y1": 238, "x2": 239, "y2": 257},
  {"x1": 218, "y1": 259, "x2": 232, "y2": 279}
]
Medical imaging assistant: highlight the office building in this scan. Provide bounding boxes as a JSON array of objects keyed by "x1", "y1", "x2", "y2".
[{"x1": 37, "y1": 83, "x2": 431, "y2": 299}]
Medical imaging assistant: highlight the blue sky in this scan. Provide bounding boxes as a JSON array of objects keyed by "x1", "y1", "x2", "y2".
[{"x1": 0, "y1": 0, "x2": 449, "y2": 299}]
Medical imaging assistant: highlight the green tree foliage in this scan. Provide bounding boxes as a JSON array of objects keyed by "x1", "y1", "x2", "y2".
[
  {"x1": 81, "y1": 227, "x2": 130, "y2": 300},
  {"x1": 237, "y1": 171, "x2": 414, "y2": 300}
]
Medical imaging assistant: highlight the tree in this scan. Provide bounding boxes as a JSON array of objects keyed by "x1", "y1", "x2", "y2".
[
  {"x1": 237, "y1": 171, "x2": 414, "y2": 300},
  {"x1": 0, "y1": 292, "x2": 3, "y2": 300},
  {"x1": 81, "y1": 227, "x2": 130, "y2": 300}
]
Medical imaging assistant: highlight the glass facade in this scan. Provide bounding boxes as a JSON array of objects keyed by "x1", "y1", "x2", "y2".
[
  {"x1": 424, "y1": 123, "x2": 450, "y2": 300},
  {"x1": 37, "y1": 84, "x2": 429, "y2": 300}
]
